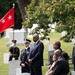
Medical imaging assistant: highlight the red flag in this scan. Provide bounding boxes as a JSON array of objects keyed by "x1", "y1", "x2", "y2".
[{"x1": 0, "y1": 7, "x2": 14, "y2": 33}]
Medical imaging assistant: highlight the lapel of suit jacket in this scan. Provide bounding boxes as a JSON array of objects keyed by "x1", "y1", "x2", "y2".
[{"x1": 30, "y1": 41, "x2": 40, "y2": 52}]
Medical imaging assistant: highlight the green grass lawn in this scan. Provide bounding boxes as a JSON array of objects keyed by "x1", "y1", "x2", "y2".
[{"x1": 0, "y1": 32, "x2": 74, "y2": 75}]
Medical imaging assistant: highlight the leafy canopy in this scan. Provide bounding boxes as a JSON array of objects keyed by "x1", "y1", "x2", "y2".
[{"x1": 23, "y1": 0, "x2": 75, "y2": 41}]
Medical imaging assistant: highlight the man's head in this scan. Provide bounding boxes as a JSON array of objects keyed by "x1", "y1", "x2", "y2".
[
  {"x1": 53, "y1": 49, "x2": 62, "y2": 60},
  {"x1": 12, "y1": 40, "x2": 17, "y2": 46},
  {"x1": 53, "y1": 41, "x2": 61, "y2": 50},
  {"x1": 33, "y1": 34, "x2": 39, "y2": 42},
  {"x1": 24, "y1": 39, "x2": 31, "y2": 47}
]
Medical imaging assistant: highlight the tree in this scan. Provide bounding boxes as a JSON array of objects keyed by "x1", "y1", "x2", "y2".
[
  {"x1": 23, "y1": 0, "x2": 52, "y2": 39},
  {"x1": 0, "y1": 0, "x2": 23, "y2": 37},
  {"x1": 17, "y1": 0, "x2": 31, "y2": 21},
  {"x1": 0, "y1": 0, "x2": 23, "y2": 29},
  {"x1": 23, "y1": 0, "x2": 75, "y2": 41},
  {"x1": 53, "y1": 0, "x2": 75, "y2": 42}
]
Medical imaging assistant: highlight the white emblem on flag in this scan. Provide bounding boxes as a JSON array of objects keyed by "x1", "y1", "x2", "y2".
[
  {"x1": 8, "y1": 15, "x2": 12, "y2": 20},
  {"x1": 1, "y1": 19, "x2": 5, "y2": 23}
]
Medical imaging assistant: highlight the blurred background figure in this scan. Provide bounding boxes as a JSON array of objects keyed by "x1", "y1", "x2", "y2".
[
  {"x1": 20, "y1": 39, "x2": 31, "y2": 73},
  {"x1": 72, "y1": 44, "x2": 75, "y2": 71},
  {"x1": 9, "y1": 40, "x2": 20, "y2": 61},
  {"x1": 49, "y1": 41, "x2": 62, "y2": 65},
  {"x1": 53, "y1": 41, "x2": 62, "y2": 52}
]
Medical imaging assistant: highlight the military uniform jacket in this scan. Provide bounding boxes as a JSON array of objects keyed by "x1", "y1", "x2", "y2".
[
  {"x1": 20, "y1": 47, "x2": 30, "y2": 66},
  {"x1": 9, "y1": 46, "x2": 20, "y2": 57}
]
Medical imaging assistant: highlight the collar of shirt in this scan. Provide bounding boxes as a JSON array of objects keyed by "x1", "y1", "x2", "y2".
[
  {"x1": 25, "y1": 46, "x2": 30, "y2": 49},
  {"x1": 58, "y1": 56, "x2": 61, "y2": 60},
  {"x1": 14, "y1": 46, "x2": 17, "y2": 47},
  {"x1": 35, "y1": 40, "x2": 39, "y2": 44}
]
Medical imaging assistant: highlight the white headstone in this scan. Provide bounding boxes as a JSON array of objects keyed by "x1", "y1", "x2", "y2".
[
  {"x1": 9, "y1": 60, "x2": 20, "y2": 75},
  {"x1": 48, "y1": 44, "x2": 54, "y2": 51},
  {"x1": 71, "y1": 71, "x2": 75, "y2": 75},
  {"x1": 44, "y1": 39, "x2": 50, "y2": 45},
  {"x1": 9, "y1": 30, "x2": 25, "y2": 43},
  {"x1": 16, "y1": 68, "x2": 30, "y2": 75},
  {"x1": 4, "y1": 53, "x2": 9, "y2": 64},
  {"x1": 4, "y1": 28, "x2": 13, "y2": 38},
  {"x1": 6, "y1": 28, "x2": 26, "y2": 46},
  {"x1": 16, "y1": 68, "x2": 21, "y2": 75}
]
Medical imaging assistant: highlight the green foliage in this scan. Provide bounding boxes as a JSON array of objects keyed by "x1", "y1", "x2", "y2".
[
  {"x1": 0, "y1": 0, "x2": 22, "y2": 29},
  {"x1": 23, "y1": 0, "x2": 52, "y2": 39},
  {"x1": 23, "y1": 0, "x2": 75, "y2": 42},
  {"x1": 53, "y1": 0, "x2": 75, "y2": 42}
]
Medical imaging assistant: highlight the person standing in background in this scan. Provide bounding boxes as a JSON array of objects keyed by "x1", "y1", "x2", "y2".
[
  {"x1": 49, "y1": 41, "x2": 62, "y2": 65},
  {"x1": 72, "y1": 44, "x2": 75, "y2": 71},
  {"x1": 20, "y1": 39, "x2": 31, "y2": 73},
  {"x1": 53, "y1": 41, "x2": 62, "y2": 52},
  {"x1": 9, "y1": 40, "x2": 20, "y2": 61},
  {"x1": 28, "y1": 34, "x2": 44, "y2": 75}
]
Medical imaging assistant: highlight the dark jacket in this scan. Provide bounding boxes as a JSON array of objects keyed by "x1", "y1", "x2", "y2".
[
  {"x1": 9, "y1": 46, "x2": 20, "y2": 57},
  {"x1": 20, "y1": 47, "x2": 30, "y2": 73},
  {"x1": 72, "y1": 45, "x2": 75, "y2": 64},
  {"x1": 20, "y1": 47, "x2": 30, "y2": 65},
  {"x1": 28, "y1": 41, "x2": 44, "y2": 66},
  {"x1": 51, "y1": 56, "x2": 69, "y2": 75}
]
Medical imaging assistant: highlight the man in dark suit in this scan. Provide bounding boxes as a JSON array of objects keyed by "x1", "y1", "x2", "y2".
[
  {"x1": 9, "y1": 40, "x2": 20, "y2": 61},
  {"x1": 20, "y1": 39, "x2": 31, "y2": 73},
  {"x1": 50, "y1": 49, "x2": 69, "y2": 75},
  {"x1": 28, "y1": 34, "x2": 44, "y2": 75}
]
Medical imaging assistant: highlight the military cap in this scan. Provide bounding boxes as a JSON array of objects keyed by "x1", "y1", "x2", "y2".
[
  {"x1": 25, "y1": 39, "x2": 31, "y2": 44},
  {"x1": 12, "y1": 40, "x2": 17, "y2": 43}
]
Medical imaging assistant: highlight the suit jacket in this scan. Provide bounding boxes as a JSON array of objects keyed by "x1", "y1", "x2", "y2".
[
  {"x1": 28, "y1": 41, "x2": 44, "y2": 66},
  {"x1": 51, "y1": 56, "x2": 69, "y2": 75},
  {"x1": 72, "y1": 46, "x2": 75, "y2": 64}
]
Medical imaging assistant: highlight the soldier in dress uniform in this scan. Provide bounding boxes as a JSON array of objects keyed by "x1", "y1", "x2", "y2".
[
  {"x1": 9, "y1": 40, "x2": 20, "y2": 61},
  {"x1": 20, "y1": 39, "x2": 31, "y2": 73}
]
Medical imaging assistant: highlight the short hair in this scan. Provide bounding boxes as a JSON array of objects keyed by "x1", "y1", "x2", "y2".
[
  {"x1": 54, "y1": 41, "x2": 61, "y2": 48},
  {"x1": 33, "y1": 34, "x2": 39, "y2": 37}
]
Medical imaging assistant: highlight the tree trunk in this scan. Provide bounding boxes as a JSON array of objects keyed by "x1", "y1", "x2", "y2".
[{"x1": 17, "y1": 0, "x2": 28, "y2": 21}]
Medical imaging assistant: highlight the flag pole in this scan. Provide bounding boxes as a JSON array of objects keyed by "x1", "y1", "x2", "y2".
[{"x1": 12, "y1": 3, "x2": 15, "y2": 41}]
